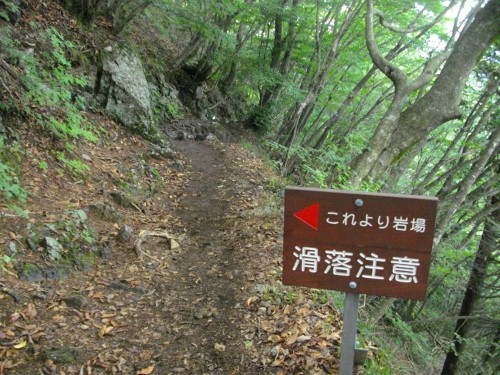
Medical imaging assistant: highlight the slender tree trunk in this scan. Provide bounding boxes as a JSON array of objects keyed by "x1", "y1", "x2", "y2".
[
  {"x1": 277, "y1": 0, "x2": 362, "y2": 148},
  {"x1": 434, "y1": 125, "x2": 500, "y2": 245},
  {"x1": 441, "y1": 193, "x2": 499, "y2": 374}
]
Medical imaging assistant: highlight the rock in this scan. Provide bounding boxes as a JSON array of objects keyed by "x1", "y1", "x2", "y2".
[
  {"x1": 193, "y1": 310, "x2": 204, "y2": 320},
  {"x1": 6, "y1": 241, "x2": 17, "y2": 256},
  {"x1": 149, "y1": 144, "x2": 175, "y2": 159},
  {"x1": 81, "y1": 153, "x2": 92, "y2": 162},
  {"x1": 169, "y1": 161, "x2": 184, "y2": 172},
  {"x1": 96, "y1": 47, "x2": 159, "y2": 141},
  {"x1": 117, "y1": 225, "x2": 133, "y2": 243},
  {"x1": 16, "y1": 263, "x2": 44, "y2": 282},
  {"x1": 44, "y1": 237, "x2": 63, "y2": 261},
  {"x1": 108, "y1": 280, "x2": 129, "y2": 290},
  {"x1": 110, "y1": 191, "x2": 134, "y2": 208},
  {"x1": 194, "y1": 133, "x2": 207, "y2": 141},
  {"x1": 150, "y1": 74, "x2": 183, "y2": 123},
  {"x1": 16, "y1": 263, "x2": 70, "y2": 282},
  {"x1": 73, "y1": 253, "x2": 95, "y2": 271},
  {"x1": 43, "y1": 346, "x2": 80, "y2": 364},
  {"x1": 1, "y1": 287, "x2": 23, "y2": 302},
  {"x1": 61, "y1": 296, "x2": 86, "y2": 309},
  {"x1": 107, "y1": 280, "x2": 145, "y2": 294},
  {"x1": 26, "y1": 237, "x2": 37, "y2": 252},
  {"x1": 206, "y1": 133, "x2": 218, "y2": 141},
  {"x1": 42, "y1": 265, "x2": 71, "y2": 280},
  {"x1": 214, "y1": 343, "x2": 226, "y2": 354},
  {"x1": 89, "y1": 202, "x2": 123, "y2": 222},
  {"x1": 174, "y1": 130, "x2": 187, "y2": 140},
  {"x1": 99, "y1": 241, "x2": 112, "y2": 259},
  {"x1": 66, "y1": 209, "x2": 88, "y2": 224},
  {"x1": 169, "y1": 238, "x2": 180, "y2": 250}
]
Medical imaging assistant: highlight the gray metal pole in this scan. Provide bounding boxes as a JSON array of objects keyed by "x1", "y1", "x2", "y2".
[{"x1": 339, "y1": 292, "x2": 359, "y2": 375}]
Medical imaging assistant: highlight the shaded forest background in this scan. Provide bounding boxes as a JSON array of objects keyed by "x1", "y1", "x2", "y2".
[{"x1": 0, "y1": 0, "x2": 498, "y2": 373}]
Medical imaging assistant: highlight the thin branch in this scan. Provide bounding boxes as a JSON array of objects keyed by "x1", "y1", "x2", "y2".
[
  {"x1": 407, "y1": 51, "x2": 451, "y2": 92},
  {"x1": 365, "y1": 0, "x2": 406, "y2": 87}
]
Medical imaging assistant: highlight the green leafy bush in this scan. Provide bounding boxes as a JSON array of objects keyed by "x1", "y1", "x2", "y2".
[
  {"x1": 0, "y1": 136, "x2": 27, "y2": 203},
  {"x1": 0, "y1": 0, "x2": 20, "y2": 22},
  {"x1": 22, "y1": 27, "x2": 97, "y2": 142}
]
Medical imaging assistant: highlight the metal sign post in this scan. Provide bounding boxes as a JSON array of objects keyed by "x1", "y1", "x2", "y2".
[{"x1": 339, "y1": 291, "x2": 359, "y2": 375}]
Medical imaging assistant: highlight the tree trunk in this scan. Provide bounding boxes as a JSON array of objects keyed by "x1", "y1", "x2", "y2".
[
  {"x1": 434, "y1": 125, "x2": 500, "y2": 245},
  {"x1": 349, "y1": 0, "x2": 500, "y2": 188},
  {"x1": 277, "y1": 0, "x2": 362, "y2": 148},
  {"x1": 441, "y1": 193, "x2": 499, "y2": 374}
]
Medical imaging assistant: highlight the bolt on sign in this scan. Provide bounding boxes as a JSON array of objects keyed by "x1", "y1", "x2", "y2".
[{"x1": 283, "y1": 187, "x2": 438, "y2": 300}]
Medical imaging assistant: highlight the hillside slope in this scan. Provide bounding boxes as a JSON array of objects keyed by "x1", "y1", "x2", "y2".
[{"x1": 0, "y1": 1, "x2": 351, "y2": 374}]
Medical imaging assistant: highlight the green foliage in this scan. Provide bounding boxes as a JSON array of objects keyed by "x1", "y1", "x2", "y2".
[
  {"x1": 0, "y1": 137, "x2": 27, "y2": 204},
  {"x1": 0, "y1": 254, "x2": 16, "y2": 275},
  {"x1": 150, "y1": 85, "x2": 183, "y2": 122},
  {"x1": 33, "y1": 210, "x2": 97, "y2": 266},
  {"x1": 260, "y1": 284, "x2": 298, "y2": 307},
  {"x1": 0, "y1": 0, "x2": 19, "y2": 22},
  {"x1": 364, "y1": 349, "x2": 397, "y2": 375},
  {"x1": 54, "y1": 151, "x2": 91, "y2": 179},
  {"x1": 22, "y1": 27, "x2": 97, "y2": 142},
  {"x1": 60, "y1": 0, "x2": 152, "y2": 34},
  {"x1": 0, "y1": 26, "x2": 96, "y2": 190},
  {"x1": 385, "y1": 310, "x2": 439, "y2": 372},
  {"x1": 0, "y1": 160, "x2": 26, "y2": 202},
  {"x1": 38, "y1": 160, "x2": 49, "y2": 171},
  {"x1": 0, "y1": 27, "x2": 97, "y2": 141}
]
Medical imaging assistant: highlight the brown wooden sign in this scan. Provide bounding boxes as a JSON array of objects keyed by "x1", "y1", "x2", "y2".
[{"x1": 283, "y1": 187, "x2": 438, "y2": 300}]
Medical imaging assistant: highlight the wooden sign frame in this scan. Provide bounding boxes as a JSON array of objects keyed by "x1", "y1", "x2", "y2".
[{"x1": 283, "y1": 187, "x2": 438, "y2": 300}]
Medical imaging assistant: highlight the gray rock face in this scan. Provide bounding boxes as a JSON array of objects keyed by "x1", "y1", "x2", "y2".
[
  {"x1": 97, "y1": 47, "x2": 158, "y2": 141},
  {"x1": 44, "y1": 236, "x2": 63, "y2": 261},
  {"x1": 150, "y1": 74, "x2": 183, "y2": 123},
  {"x1": 117, "y1": 224, "x2": 133, "y2": 243}
]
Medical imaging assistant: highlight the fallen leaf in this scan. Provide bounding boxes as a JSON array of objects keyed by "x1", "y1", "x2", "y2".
[
  {"x1": 214, "y1": 343, "x2": 225, "y2": 353},
  {"x1": 9, "y1": 312, "x2": 21, "y2": 324},
  {"x1": 98, "y1": 325, "x2": 114, "y2": 337},
  {"x1": 4, "y1": 330, "x2": 15, "y2": 337},
  {"x1": 13, "y1": 340, "x2": 26, "y2": 349},
  {"x1": 285, "y1": 328, "x2": 298, "y2": 345},
  {"x1": 246, "y1": 296, "x2": 258, "y2": 306},
  {"x1": 136, "y1": 365, "x2": 155, "y2": 374},
  {"x1": 24, "y1": 303, "x2": 37, "y2": 320},
  {"x1": 296, "y1": 335, "x2": 311, "y2": 343}
]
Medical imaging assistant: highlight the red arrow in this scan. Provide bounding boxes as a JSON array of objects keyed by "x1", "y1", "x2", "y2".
[{"x1": 293, "y1": 202, "x2": 319, "y2": 230}]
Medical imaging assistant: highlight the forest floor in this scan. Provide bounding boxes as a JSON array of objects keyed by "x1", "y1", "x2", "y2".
[{"x1": 0, "y1": 117, "x2": 356, "y2": 374}]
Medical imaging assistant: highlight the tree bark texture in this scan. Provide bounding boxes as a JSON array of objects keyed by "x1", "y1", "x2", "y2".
[
  {"x1": 349, "y1": 0, "x2": 500, "y2": 188},
  {"x1": 441, "y1": 193, "x2": 499, "y2": 374}
]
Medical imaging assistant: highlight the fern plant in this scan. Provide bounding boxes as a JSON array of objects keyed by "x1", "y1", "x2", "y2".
[
  {"x1": 23, "y1": 27, "x2": 97, "y2": 142},
  {"x1": 0, "y1": 136, "x2": 27, "y2": 204}
]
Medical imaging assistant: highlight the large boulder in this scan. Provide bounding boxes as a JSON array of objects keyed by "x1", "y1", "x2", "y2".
[{"x1": 96, "y1": 47, "x2": 160, "y2": 142}]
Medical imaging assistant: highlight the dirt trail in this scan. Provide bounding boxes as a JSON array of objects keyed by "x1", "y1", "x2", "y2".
[
  {"x1": 155, "y1": 139, "x2": 255, "y2": 374},
  {"x1": 1, "y1": 123, "x2": 285, "y2": 375}
]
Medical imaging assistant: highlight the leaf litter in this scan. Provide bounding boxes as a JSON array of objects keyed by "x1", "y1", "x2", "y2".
[{"x1": 0, "y1": 111, "x2": 365, "y2": 373}]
